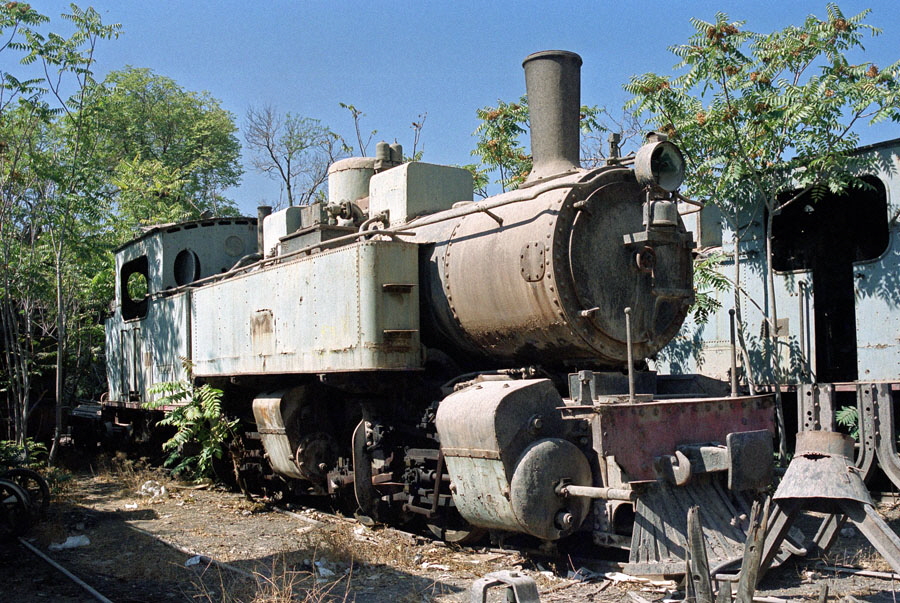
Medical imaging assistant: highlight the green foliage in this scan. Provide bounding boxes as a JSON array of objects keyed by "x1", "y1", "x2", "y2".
[
  {"x1": 145, "y1": 369, "x2": 237, "y2": 480},
  {"x1": 0, "y1": 4, "x2": 121, "y2": 449},
  {"x1": 0, "y1": 7, "x2": 244, "y2": 448},
  {"x1": 470, "y1": 96, "x2": 608, "y2": 193},
  {"x1": 626, "y1": 4, "x2": 900, "y2": 390},
  {"x1": 459, "y1": 163, "x2": 490, "y2": 199},
  {"x1": 626, "y1": 4, "x2": 900, "y2": 213},
  {"x1": 0, "y1": 438, "x2": 48, "y2": 468},
  {"x1": 43, "y1": 466, "x2": 74, "y2": 495},
  {"x1": 692, "y1": 251, "x2": 729, "y2": 324},
  {"x1": 472, "y1": 96, "x2": 530, "y2": 191},
  {"x1": 90, "y1": 67, "x2": 242, "y2": 235},
  {"x1": 0, "y1": 3, "x2": 50, "y2": 110},
  {"x1": 836, "y1": 405, "x2": 860, "y2": 440}
]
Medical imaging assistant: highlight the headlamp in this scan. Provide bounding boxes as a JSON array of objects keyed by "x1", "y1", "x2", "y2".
[{"x1": 635, "y1": 141, "x2": 685, "y2": 192}]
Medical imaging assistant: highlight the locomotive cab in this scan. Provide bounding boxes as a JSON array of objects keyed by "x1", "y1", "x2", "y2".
[{"x1": 105, "y1": 218, "x2": 257, "y2": 404}]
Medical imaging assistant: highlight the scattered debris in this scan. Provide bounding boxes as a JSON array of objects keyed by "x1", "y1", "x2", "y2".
[
  {"x1": 567, "y1": 567, "x2": 602, "y2": 582},
  {"x1": 471, "y1": 570, "x2": 540, "y2": 603},
  {"x1": 170, "y1": 480, "x2": 212, "y2": 490},
  {"x1": 314, "y1": 559, "x2": 336, "y2": 580},
  {"x1": 271, "y1": 505, "x2": 324, "y2": 526},
  {"x1": 801, "y1": 569, "x2": 824, "y2": 583},
  {"x1": 817, "y1": 563, "x2": 900, "y2": 581},
  {"x1": 601, "y1": 571, "x2": 676, "y2": 588},
  {"x1": 185, "y1": 555, "x2": 211, "y2": 567},
  {"x1": 48, "y1": 535, "x2": 91, "y2": 550},
  {"x1": 420, "y1": 562, "x2": 449, "y2": 571},
  {"x1": 138, "y1": 480, "x2": 167, "y2": 498}
]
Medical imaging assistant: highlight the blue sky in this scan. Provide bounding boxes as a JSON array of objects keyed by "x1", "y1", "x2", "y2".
[{"x1": 15, "y1": 1, "x2": 900, "y2": 214}]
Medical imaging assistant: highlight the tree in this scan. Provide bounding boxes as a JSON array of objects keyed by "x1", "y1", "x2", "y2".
[
  {"x1": 0, "y1": 102, "x2": 55, "y2": 446},
  {"x1": 0, "y1": 3, "x2": 124, "y2": 457},
  {"x1": 0, "y1": 2, "x2": 48, "y2": 113},
  {"x1": 339, "y1": 102, "x2": 376, "y2": 157},
  {"x1": 408, "y1": 112, "x2": 427, "y2": 162},
  {"x1": 89, "y1": 67, "x2": 242, "y2": 235},
  {"x1": 471, "y1": 97, "x2": 531, "y2": 192},
  {"x1": 244, "y1": 105, "x2": 345, "y2": 207},
  {"x1": 626, "y1": 4, "x2": 900, "y2": 456},
  {"x1": 0, "y1": 2, "x2": 57, "y2": 445},
  {"x1": 0, "y1": 6, "x2": 246, "y2": 454},
  {"x1": 19, "y1": 4, "x2": 122, "y2": 462},
  {"x1": 469, "y1": 96, "x2": 620, "y2": 194}
]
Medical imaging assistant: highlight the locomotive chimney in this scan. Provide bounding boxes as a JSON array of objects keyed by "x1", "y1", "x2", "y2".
[{"x1": 522, "y1": 50, "x2": 582, "y2": 184}]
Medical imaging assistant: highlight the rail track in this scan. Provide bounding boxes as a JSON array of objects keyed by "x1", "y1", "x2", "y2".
[
  {"x1": 17, "y1": 536, "x2": 114, "y2": 603},
  {"x1": 7, "y1": 468, "x2": 900, "y2": 602}
]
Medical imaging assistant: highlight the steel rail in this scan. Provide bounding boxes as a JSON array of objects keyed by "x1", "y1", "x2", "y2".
[{"x1": 17, "y1": 537, "x2": 114, "y2": 603}]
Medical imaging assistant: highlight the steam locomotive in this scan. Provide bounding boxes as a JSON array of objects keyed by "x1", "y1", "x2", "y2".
[{"x1": 82, "y1": 51, "x2": 777, "y2": 575}]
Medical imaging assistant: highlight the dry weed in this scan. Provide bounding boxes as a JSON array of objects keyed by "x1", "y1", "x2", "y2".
[
  {"x1": 190, "y1": 554, "x2": 353, "y2": 603},
  {"x1": 311, "y1": 523, "x2": 419, "y2": 570},
  {"x1": 92, "y1": 451, "x2": 171, "y2": 493},
  {"x1": 822, "y1": 538, "x2": 889, "y2": 573}
]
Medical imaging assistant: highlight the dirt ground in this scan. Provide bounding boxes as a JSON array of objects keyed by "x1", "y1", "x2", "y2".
[{"x1": 5, "y1": 458, "x2": 900, "y2": 602}]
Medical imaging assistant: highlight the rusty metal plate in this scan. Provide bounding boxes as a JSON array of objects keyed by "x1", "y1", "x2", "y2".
[
  {"x1": 191, "y1": 240, "x2": 421, "y2": 376},
  {"x1": 589, "y1": 395, "x2": 775, "y2": 482},
  {"x1": 625, "y1": 478, "x2": 749, "y2": 576},
  {"x1": 775, "y1": 431, "x2": 871, "y2": 506},
  {"x1": 726, "y1": 429, "x2": 773, "y2": 491},
  {"x1": 251, "y1": 309, "x2": 274, "y2": 356}
]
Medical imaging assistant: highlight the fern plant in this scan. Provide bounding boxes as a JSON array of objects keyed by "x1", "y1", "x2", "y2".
[
  {"x1": 835, "y1": 405, "x2": 860, "y2": 441},
  {"x1": 144, "y1": 363, "x2": 237, "y2": 480},
  {"x1": 0, "y1": 438, "x2": 48, "y2": 469}
]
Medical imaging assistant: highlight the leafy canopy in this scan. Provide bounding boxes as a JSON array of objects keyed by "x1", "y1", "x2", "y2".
[
  {"x1": 470, "y1": 96, "x2": 607, "y2": 194},
  {"x1": 88, "y1": 67, "x2": 242, "y2": 234},
  {"x1": 626, "y1": 4, "x2": 900, "y2": 213}
]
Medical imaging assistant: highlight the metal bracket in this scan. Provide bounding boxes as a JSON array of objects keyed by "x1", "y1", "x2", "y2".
[
  {"x1": 470, "y1": 570, "x2": 540, "y2": 603},
  {"x1": 726, "y1": 430, "x2": 774, "y2": 492},
  {"x1": 869, "y1": 382, "x2": 900, "y2": 488},
  {"x1": 797, "y1": 383, "x2": 836, "y2": 432}
]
